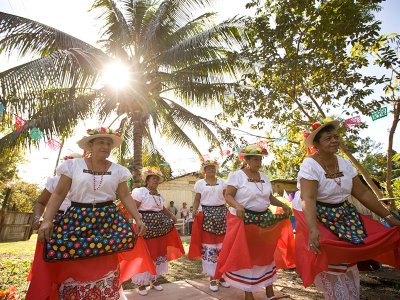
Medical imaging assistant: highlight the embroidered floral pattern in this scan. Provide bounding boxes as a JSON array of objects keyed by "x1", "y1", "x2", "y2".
[
  {"x1": 59, "y1": 269, "x2": 120, "y2": 300},
  {"x1": 316, "y1": 201, "x2": 367, "y2": 244},
  {"x1": 201, "y1": 245, "x2": 221, "y2": 264},
  {"x1": 202, "y1": 205, "x2": 228, "y2": 235},
  {"x1": 244, "y1": 209, "x2": 290, "y2": 228},
  {"x1": 155, "y1": 255, "x2": 168, "y2": 266},
  {"x1": 140, "y1": 211, "x2": 174, "y2": 239},
  {"x1": 45, "y1": 204, "x2": 136, "y2": 261}
]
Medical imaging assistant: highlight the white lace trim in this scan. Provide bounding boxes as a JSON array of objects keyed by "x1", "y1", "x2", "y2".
[{"x1": 314, "y1": 265, "x2": 360, "y2": 300}]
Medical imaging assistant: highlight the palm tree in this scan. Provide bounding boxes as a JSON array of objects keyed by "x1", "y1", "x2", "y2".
[{"x1": 0, "y1": 0, "x2": 245, "y2": 183}]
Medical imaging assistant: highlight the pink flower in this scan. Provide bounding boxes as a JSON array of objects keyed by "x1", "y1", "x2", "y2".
[{"x1": 99, "y1": 127, "x2": 107, "y2": 134}]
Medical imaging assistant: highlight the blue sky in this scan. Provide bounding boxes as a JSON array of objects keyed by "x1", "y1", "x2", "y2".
[{"x1": 0, "y1": 0, "x2": 399, "y2": 184}]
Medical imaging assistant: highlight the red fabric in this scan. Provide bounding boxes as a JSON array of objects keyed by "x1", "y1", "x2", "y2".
[
  {"x1": 140, "y1": 227, "x2": 185, "y2": 262},
  {"x1": 215, "y1": 213, "x2": 295, "y2": 279},
  {"x1": 26, "y1": 237, "x2": 156, "y2": 300},
  {"x1": 188, "y1": 212, "x2": 225, "y2": 259},
  {"x1": 294, "y1": 210, "x2": 400, "y2": 287}
]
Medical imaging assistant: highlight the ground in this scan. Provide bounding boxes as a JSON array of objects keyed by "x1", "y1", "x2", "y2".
[{"x1": 0, "y1": 235, "x2": 399, "y2": 299}]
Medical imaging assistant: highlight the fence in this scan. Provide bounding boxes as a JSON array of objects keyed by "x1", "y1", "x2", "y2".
[{"x1": 0, "y1": 210, "x2": 33, "y2": 242}]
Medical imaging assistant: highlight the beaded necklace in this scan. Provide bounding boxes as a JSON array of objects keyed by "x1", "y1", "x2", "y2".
[
  {"x1": 90, "y1": 158, "x2": 108, "y2": 192},
  {"x1": 147, "y1": 188, "x2": 162, "y2": 208}
]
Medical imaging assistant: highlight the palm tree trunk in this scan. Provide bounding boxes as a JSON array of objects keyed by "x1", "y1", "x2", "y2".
[
  {"x1": 340, "y1": 144, "x2": 384, "y2": 199},
  {"x1": 132, "y1": 120, "x2": 144, "y2": 187},
  {"x1": 386, "y1": 100, "x2": 400, "y2": 209}
]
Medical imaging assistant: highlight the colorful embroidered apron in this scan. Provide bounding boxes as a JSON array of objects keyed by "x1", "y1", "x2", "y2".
[
  {"x1": 44, "y1": 202, "x2": 137, "y2": 261},
  {"x1": 316, "y1": 200, "x2": 367, "y2": 244},
  {"x1": 244, "y1": 208, "x2": 290, "y2": 228},
  {"x1": 139, "y1": 210, "x2": 175, "y2": 239},
  {"x1": 202, "y1": 205, "x2": 228, "y2": 235}
]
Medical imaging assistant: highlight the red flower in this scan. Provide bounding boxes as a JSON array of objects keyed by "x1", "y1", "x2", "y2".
[
  {"x1": 82, "y1": 286, "x2": 102, "y2": 300},
  {"x1": 311, "y1": 122, "x2": 321, "y2": 130},
  {"x1": 303, "y1": 132, "x2": 310, "y2": 138},
  {"x1": 99, "y1": 127, "x2": 107, "y2": 134},
  {"x1": 61, "y1": 286, "x2": 79, "y2": 300}
]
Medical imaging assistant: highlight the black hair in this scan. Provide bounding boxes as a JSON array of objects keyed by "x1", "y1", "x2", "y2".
[{"x1": 313, "y1": 124, "x2": 336, "y2": 144}]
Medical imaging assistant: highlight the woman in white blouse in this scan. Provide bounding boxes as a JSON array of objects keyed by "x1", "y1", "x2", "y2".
[
  {"x1": 188, "y1": 160, "x2": 230, "y2": 292},
  {"x1": 130, "y1": 167, "x2": 184, "y2": 296},
  {"x1": 295, "y1": 119, "x2": 400, "y2": 300},
  {"x1": 28, "y1": 128, "x2": 153, "y2": 300},
  {"x1": 215, "y1": 144, "x2": 294, "y2": 300}
]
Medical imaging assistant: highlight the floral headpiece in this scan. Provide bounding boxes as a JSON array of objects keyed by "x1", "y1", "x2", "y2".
[
  {"x1": 238, "y1": 142, "x2": 269, "y2": 160},
  {"x1": 86, "y1": 127, "x2": 121, "y2": 136},
  {"x1": 303, "y1": 117, "x2": 340, "y2": 150},
  {"x1": 142, "y1": 166, "x2": 164, "y2": 183},
  {"x1": 77, "y1": 127, "x2": 123, "y2": 150},
  {"x1": 200, "y1": 159, "x2": 219, "y2": 173}
]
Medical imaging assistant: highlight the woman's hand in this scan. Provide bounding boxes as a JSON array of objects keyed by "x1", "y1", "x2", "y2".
[
  {"x1": 235, "y1": 204, "x2": 246, "y2": 219},
  {"x1": 38, "y1": 220, "x2": 54, "y2": 242},
  {"x1": 136, "y1": 220, "x2": 147, "y2": 236},
  {"x1": 193, "y1": 209, "x2": 199, "y2": 218},
  {"x1": 308, "y1": 228, "x2": 321, "y2": 254},
  {"x1": 282, "y1": 204, "x2": 292, "y2": 215}
]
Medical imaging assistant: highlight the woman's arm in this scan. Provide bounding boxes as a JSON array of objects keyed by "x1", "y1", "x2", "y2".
[
  {"x1": 225, "y1": 185, "x2": 245, "y2": 218},
  {"x1": 192, "y1": 193, "x2": 201, "y2": 217},
  {"x1": 352, "y1": 177, "x2": 400, "y2": 226},
  {"x1": 118, "y1": 182, "x2": 147, "y2": 236},
  {"x1": 269, "y1": 194, "x2": 291, "y2": 214},
  {"x1": 32, "y1": 189, "x2": 52, "y2": 230},
  {"x1": 300, "y1": 178, "x2": 321, "y2": 254},
  {"x1": 162, "y1": 206, "x2": 177, "y2": 223},
  {"x1": 38, "y1": 175, "x2": 72, "y2": 242}
]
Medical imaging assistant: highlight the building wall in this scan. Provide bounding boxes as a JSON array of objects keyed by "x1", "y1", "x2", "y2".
[{"x1": 158, "y1": 174, "x2": 199, "y2": 215}]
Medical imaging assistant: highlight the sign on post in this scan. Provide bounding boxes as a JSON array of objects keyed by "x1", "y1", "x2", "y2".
[{"x1": 370, "y1": 107, "x2": 388, "y2": 121}]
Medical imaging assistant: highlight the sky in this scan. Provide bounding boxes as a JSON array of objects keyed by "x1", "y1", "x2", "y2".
[{"x1": 0, "y1": 0, "x2": 399, "y2": 185}]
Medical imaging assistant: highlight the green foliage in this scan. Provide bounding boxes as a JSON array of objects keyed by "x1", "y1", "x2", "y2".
[{"x1": 6, "y1": 181, "x2": 41, "y2": 212}]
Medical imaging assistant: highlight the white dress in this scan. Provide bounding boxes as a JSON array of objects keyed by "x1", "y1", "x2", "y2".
[
  {"x1": 296, "y1": 156, "x2": 360, "y2": 300},
  {"x1": 194, "y1": 178, "x2": 227, "y2": 277}
]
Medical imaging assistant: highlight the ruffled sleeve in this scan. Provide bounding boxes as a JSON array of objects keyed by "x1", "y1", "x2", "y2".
[
  {"x1": 56, "y1": 160, "x2": 74, "y2": 179},
  {"x1": 194, "y1": 180, "x2": 202, "y2": 193},
  {"x1": 44, "y1": 176, "x2": 57, "y2": 193},
  {"x1": 118, "y1": 165, "x2": 132, "y2": 183},
  {"x1": 131, "y1": 187, "x2": 144, "y2": 202},
  {"x1": 226, "y1": 171, "x2": 240, "y2": 188},
  {"x1": 343, "y1": 158, "x2": 358, "y2": 178},
  {"x1": 298, "y1": 158, "x2": 320, "y2": 181}
]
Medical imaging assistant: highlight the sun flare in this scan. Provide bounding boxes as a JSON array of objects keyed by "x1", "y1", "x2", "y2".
[{"x1": 102, "y1": 62, "x2": 131, "y2": 89}]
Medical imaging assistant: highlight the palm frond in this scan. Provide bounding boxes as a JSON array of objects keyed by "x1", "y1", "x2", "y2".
[
  {"x1": 0, "y1": 12, "x2": 98, "y2": 58},
  {"x1": 0, "y1": 49, "x2": 107, "y2": 111},
  {"x1": 0, "y1": 90, "x2": 98, "y2": 152},
  {"x1": 91, "y1": 0, "x2": 132, "y2": 57}
]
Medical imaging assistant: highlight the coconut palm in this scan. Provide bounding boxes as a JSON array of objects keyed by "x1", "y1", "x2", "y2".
[{"x1": 0, "y1": 0, "x2": 245, "y2": 182}]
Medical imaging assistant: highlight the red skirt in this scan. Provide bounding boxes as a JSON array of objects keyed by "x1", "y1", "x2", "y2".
[
  {"x1": 26, "y1": 237, "x2": 155, "y2": 300},
  {"x1": 294, "y1": 209, "x2": 400, "y2": 287},
  {"x1": 142, "y1": 227, "x2": 185, "y2": 262},
  {"x1": 215, "y1": 212, "x2": 295, "y2": 279},
  {"x1": 188, "y1": 212, "x2": 225, "y2": 259}
]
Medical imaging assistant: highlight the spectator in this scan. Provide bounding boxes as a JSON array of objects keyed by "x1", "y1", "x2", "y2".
[
  {"x1": 167, "y1": 200, "x2": 178, "y2": 216},
  {"x1": 186, "y1": 206, "x2": 194, "y2": 234},
  {"x1": 180, "y1": 202, "x2": 189, "y2": 219}
]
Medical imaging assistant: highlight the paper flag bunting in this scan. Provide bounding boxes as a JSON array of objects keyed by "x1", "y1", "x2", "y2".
[
  {"x1": 0, "y1": 103, "x2": 5, "y2": 116},
  {"x1": 29, "y1": 127, "x2": 44, "y2": 141},
  {"x1": 47, "y1": 139, "x2": 62, "y2": 150},
  {"x1": 344, "y1": 116, "x2": 362, "y2": 128},
  {"x1": 15, "y1": 115, "x2": 26, "y2": 132},
  {"x1": 220, "y1": 149, "x2": 231, "y2": 156}
]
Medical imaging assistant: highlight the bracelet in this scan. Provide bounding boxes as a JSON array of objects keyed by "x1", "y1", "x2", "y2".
[{"x1": 33, "y1": 215, "x2": 42, "y2": 222}]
